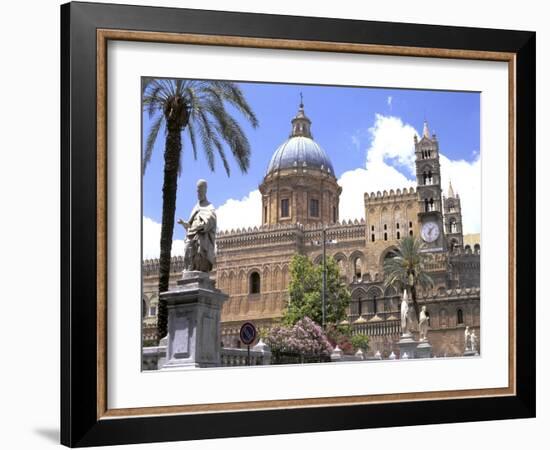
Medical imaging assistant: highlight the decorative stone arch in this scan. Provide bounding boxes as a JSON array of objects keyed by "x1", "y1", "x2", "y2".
[
  {"x1": 384, "y1": 285, "x2": 398, "y2": 297},
  {"x1": 365, "y1": 286, "x2": 383, "y2": 315},
  {"x1": 237, "y1": 269, "x2": 247, "y2": 294},
  {"x1": 273, "y1": 265, "x2": 282, "y2": 290},
  {"x1": 349, "y1": 250, "x2": 365, "y2": 279},
  {"x1": 281, "y1": 264, "x2": 289, "y2": 288},
  {"x1": 218, "y1": 270, "x2": 229, "y2": 291},
  {"x1": 262, "y1": 265, "x2": 271, "y2": 292},
  {"x1": 228, "y1": 270, "x2": 236, "y2": 294},
  {"x1": 332, "y1": 252, "x2": 348, "y2": 279},
  {"x1": 474, "y1": 244, "x2": 480, "y2": 255},
  {"x1": 313, "y1": 254, "x2": 323, "y2": 265},
  {"x1": 384, "y1": 285, "x2": 399, "y2": 312},
  {"x1": 465, "y1": 245, "x2": 472, "y2": 255},
  {"x1": 351, "y1": 287, "x2": 368, "y2": 316},
  {"x1": 439, "y1": 308, "x2": 448, "y2": 328},
  {"x1": 379, "y1": 245, "x2": 399, "y2": 270},
  {"x1": 449, "y1": 238, "x2": 459, "y2": 253}
]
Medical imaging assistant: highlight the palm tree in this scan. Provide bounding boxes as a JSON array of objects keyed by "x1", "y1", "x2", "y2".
[
  {"x1": 142, "y1": 78, "x2": 259, "y2": 340},
  {"x1": 383, "y1": 236, "x2": 434, "y2": 326}
]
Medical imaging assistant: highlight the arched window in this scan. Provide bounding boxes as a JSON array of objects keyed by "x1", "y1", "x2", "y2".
[
  {"x1": 474, "y1": 244, "x2": 480, "y2": 255},
  {"x1": 450, "y1": 239, "x2": 458, "y2": 253},
  {"x1": 249, "y1": 272, "x2": 261, "y2": 294},
  {"x1": 439, "y1": 309, "x2": 448, "y2": 328},
  {"x1": 353, "y1": 257, "x2": 362, "y2": 279},
  {"x1": 465, "y1": 245, "x2": 472, "y2": 255},
  {"x1": 384, "y1": 232, "x2": 388, "y2": 241},
  {"x1": 457, "y1": 309, "x2": 464, "y2": 324},
  {"x1": 449, "y1": 218, "x2": 457, "y2": 233},
  {"x1": 396, "y1": 231, "x2": 401, "y2": 239}
]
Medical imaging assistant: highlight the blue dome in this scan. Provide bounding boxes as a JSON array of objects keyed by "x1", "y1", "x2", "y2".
[{"x1": 266, "y1": 136, "x2": 334, "y2": 175}]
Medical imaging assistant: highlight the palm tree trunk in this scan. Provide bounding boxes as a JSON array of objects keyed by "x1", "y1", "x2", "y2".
[
  {"x1": 156, "y1": 127, "x2": 182, "y2": 340},
  {"x1": 410, "y1": 284, "x2": 420, "y2": 330}
]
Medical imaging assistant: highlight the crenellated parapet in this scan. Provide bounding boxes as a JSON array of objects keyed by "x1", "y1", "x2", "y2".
[
  {"x1": 364, "y1": 187, "x2": 417, "y2": 205},
  {"x1": 216, "y1": 219, "x2": 367, "y2": 252},
  {"x1": 143, "y1": 255, "x2": 186, "y2": 277}
]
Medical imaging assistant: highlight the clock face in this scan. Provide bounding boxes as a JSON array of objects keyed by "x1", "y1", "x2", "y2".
[{"x1": 421, "y1": 222, "x2": 440, "y2": 243}]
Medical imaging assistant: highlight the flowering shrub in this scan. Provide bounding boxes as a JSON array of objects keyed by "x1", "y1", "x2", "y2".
[{"x1": 265, "y1": 317, "x2": 333, "y2": 356}]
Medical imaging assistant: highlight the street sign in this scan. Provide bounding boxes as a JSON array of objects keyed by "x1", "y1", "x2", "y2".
[{"x1": 239, "y1": 322, "x2": 257, "y2": 346}]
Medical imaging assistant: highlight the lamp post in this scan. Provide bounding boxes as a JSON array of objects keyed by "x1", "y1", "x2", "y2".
[{"x1": 312, "y1": 227, "x2": 337, "y2": 328}]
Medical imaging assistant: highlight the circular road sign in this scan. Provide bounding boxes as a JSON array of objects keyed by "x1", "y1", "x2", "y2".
[{"x1": 239, "y1": 322, "x2": 257, "y2": 346}]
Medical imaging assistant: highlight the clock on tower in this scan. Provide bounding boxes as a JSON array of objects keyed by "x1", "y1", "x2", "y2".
[{"x1": 415, "y1": 120, "x2": 446, "y2": 252}]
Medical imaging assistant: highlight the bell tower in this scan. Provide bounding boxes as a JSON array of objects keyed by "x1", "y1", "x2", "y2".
[
  {"x1": 415, "y1": 120, "x2": 446, "y2": 252},
  {"x1": 444, "y1": 181, "x2": 464, "y2": 251}
]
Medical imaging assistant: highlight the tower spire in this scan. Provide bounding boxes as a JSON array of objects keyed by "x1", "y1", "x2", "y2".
[
  {"x1": 448, "y1": 180, "x2": 455, "y2": 198},
  {"x1": 423, "y1": 120, "x2": 431, "y2": 139}
]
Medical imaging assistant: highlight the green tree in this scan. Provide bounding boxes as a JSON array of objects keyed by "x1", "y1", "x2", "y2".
[
  {"x1": 383, "y1": 236, "x2": 434, "y2": 324},
  {"x1": 350, "y1": 334, "x2": 370, "y2": 352},
  {"x1": 142, "y1": 79, "x2": 259, "y2": 340},
  {"x1": 284, "y1": 254, "x2": 350, "y2": 326}
]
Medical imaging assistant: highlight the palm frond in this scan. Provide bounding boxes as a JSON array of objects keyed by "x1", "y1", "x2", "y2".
[
  {"x1": 211, "y1": 81, "x2": 259, "y2": 128},
  {"x1": 143, "y1": 114, "x2": 164, "y2": 174}
]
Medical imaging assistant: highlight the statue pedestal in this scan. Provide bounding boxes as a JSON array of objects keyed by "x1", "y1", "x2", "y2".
[
  {"x1": 463, "y1": 349, "x2": 478, "y2": 357},
  {"x1": 160, "y1": 271, "x2": 228, "y2": 370},
  {"x1": 398, "y1": 333, "x2": 419, "y2": 359},
  {"x1": 415, "y1": 340, "x2": 433, "y2": 359}
]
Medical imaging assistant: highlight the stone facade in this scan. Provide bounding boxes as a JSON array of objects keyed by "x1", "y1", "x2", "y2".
[{"x1": 142, "y1": 106, "x2": 481, "y2": 357}]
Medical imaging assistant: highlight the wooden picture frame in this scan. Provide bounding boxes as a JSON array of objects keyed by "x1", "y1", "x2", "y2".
[{"x1": 61, "y1": 1, "x2": 535, "y2": 447}]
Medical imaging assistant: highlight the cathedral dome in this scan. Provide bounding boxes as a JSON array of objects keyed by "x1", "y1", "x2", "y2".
[
  {"x1": 265, "y1": 98, "x2": 334, "y2": 176},
  {"x1": 266, "y1": 136, "x2": 334, "y2": 175}
]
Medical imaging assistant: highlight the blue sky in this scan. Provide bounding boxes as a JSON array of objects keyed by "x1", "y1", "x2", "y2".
[{"x1": 142, "y1": 81, "x2": 480, "y2": 258}]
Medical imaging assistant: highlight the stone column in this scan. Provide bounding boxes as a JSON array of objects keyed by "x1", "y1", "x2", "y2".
[{"x1": 160, "y1": 271, "x2": 228, "y2": 370}]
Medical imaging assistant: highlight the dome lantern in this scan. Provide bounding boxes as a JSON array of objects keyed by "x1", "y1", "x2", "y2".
[{"x1": 290, "y1": 93, "x2": 312, "y2": 138}]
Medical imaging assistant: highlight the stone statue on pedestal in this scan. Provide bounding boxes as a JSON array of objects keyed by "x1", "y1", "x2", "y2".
[
  {"x1": 469, "y1": 330, "x2": 477, "y2": 353},
  {"x1": 418, "y1": 306, "x2": 429, "y2": 341},
  {"x1": 464, "y1": 326, "x2": 470, "y2": 352},
  {"x1": 400, "y1": 289, "x2": 410, "y2": 335},
  {"x1": 177, "y1": 179, "x2": 217, "y2": 273}
]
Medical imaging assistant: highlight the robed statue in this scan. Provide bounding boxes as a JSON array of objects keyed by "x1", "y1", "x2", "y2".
[
  {"x1": 418, "y1": 306, "x2": 429, "y2": 341},
  {"x1": 400, "y1": 289, "x2": 410, "y2": 335},
  {"x1": 464, "y1": 326, "x2": 470, "y2": 352},
  {"x1": 178, "y1": 179, "x2": 217, "y2": 273}
]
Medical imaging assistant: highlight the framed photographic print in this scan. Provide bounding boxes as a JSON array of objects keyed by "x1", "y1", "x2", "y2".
[{"x1": 60, "y1": 1, "x2": 536, "y2": 447}]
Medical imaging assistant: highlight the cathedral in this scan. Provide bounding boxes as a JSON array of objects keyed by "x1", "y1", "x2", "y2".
[{"x1": 142, "y1": 101, "x2": 481, "y2": 357}]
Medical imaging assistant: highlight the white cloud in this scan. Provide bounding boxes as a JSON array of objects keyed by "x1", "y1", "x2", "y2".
[
  {"x1": 337, "y1": 114, "x2": 480, "y2": 234},
  {"x1": 142, "y1": 216, "x2": 185, "y2": 259},
  {"x1": 216, "y1": 189, "x2": 262, "y2": 232},
  {"x1": 366, "y1": 114, "x2": 418, "y2": 174},
  {"x1": 440, "y1": 154, "x2": 481, "y2": 234}
]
